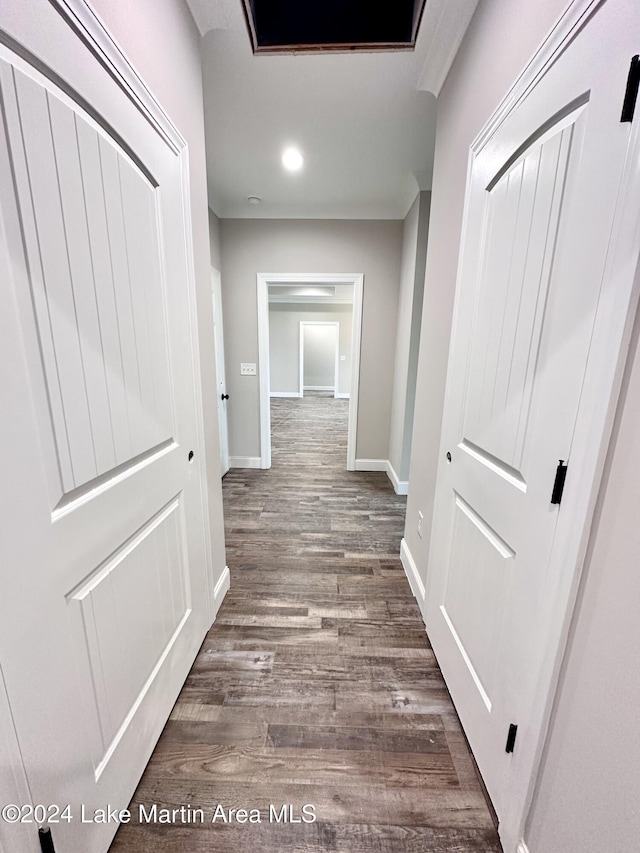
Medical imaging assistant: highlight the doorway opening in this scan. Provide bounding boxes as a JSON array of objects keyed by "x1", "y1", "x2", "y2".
[
  {"x1": 299, "y1": 321, "x2": 340, "y2": 397},
  {"x1": 257, "y1": 273, "x2": 364, "y2": 470}
]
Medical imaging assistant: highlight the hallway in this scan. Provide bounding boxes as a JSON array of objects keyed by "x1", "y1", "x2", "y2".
[{"x1": 110, "y1": 395, "x2": 502, "y2": 852}]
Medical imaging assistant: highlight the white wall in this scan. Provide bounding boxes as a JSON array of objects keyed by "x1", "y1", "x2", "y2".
[
  {"x1": 388, "y1": 191, "x2": 431, "y2": 484},
  {"x1": 86, "y1": 0, "x2": 227, "y2": 584},
  {"x1": 403, "y1": 0, "x2": 569, "y2": 583},
  {"x1": 219, "y1": 218, "x2": 403, "y2": 461},
  {"x1": 269, "y1": 304, "x2": 352, "y2": 395}
]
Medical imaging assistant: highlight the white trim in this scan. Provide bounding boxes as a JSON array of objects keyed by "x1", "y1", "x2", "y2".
[
  {"x1": 417, "y1": 0, "x2": 480, "y2": 96},
  {"x1": 354, "y1": 458, "x2": 388, "y2": 472},
  {"x1": 178, "y1": 148, "x2": 216, "y2": 621},
  {"x1": 270, "y1": 391, "x2": 302, "y2": 398},
  {"x1": 212, "y1": 266, "x2": 230, "y2": 477},
  {"x1": 50, "y1": 0, "x2": 185, "y2": 154},
  {"x1": 229, "y1": 456, "x2": 262, "y2": 469},
  {"x1": 428, "y1": 1, "x2": 640, "y2": 849},
  {"x1": 387, "y1": 461, "x2": 409, "y2": 496},
  {"x1": 471, "y1": 0, "x2": 601, "y2": 154},
  {"x1": 211, "y1": 567, "x2": 230, "y2": 622},
  {"x1": 400, "y1": 538, "x2": 427, "y2": 620},
  {"x1": 348, "y1": 276, "x2": 364, "y2": 471},
  {"x1": 303, "y1": 385, "x2": 335, "y2": 391},
  {"x1": 335, "y1": 392, "x2": 350, "y2": 399},
  {"x1": 257, "y1": 273, "x2": 363, "y2": 470}
]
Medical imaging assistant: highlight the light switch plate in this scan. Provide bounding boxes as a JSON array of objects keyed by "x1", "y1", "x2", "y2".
[{"x1": 241, "y1": 363, "x2": 257, "y2": 375}]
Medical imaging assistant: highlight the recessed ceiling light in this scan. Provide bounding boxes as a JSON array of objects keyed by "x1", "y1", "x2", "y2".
[
  {"x1": 247, "y1": 196, "x2": 262, "y2": 205},
  {"x1": 282, "y1": 147, "x2": 304, "y2": 172}
]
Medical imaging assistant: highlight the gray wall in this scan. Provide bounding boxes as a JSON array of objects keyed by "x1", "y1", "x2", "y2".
[
  {"x1": 525, "y1": 303, "x2": 640, "y2": 851},
  {"x1": 403, "y1": 0, "x2": 569, "y2": 581},
  {"x1": 219, "y1": 219, "x2": 403, "y2": 461},
  {"x1": 88, "y1": 0, "x2": 227, "y2": 584},
  {"x1": 388, "y1": 191, "x2": 431, "y2": 483},
  {"x1": 269, "y1": 304, "x2": 353, "y2": 395}
]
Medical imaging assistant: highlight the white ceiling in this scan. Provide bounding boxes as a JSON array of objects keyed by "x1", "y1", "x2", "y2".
[{"x1": 188, "y1": 0, "x2": 478, "y2": 220}]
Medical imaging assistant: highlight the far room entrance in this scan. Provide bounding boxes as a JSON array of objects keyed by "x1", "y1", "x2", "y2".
[{"x1": 257, "y1": 273, "x2": 363, "y2": 470}]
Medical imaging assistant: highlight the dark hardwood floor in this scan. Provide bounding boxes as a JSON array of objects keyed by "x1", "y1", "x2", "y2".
[{"x1": 110, "y1": 393, "x2": 502, "y2": 852}]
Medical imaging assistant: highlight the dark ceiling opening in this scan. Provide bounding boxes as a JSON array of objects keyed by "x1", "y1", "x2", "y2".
[{"x1": 242, "y1": 0, "x2": 428, "y2": 54}]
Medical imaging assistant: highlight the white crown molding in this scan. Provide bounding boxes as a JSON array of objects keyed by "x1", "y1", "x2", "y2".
[
  {"x1": 417, "y1": 0, "x2": 480, "y2": 96},
  {"x1": 185, "y1": 0, "x2": 234, "y2": 37}
]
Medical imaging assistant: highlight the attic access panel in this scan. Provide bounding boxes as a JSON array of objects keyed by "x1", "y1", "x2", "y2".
[{"x1": 242, "y1": 0, "x2": 427, "y2": 53}]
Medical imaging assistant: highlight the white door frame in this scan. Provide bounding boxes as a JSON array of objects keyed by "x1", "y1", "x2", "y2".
[
  {"x1": 423, "y1": 1, "x2": 640, "y2": 849},
  {"x1": 257, "y1": 273, "x2": 363, "y2": 470},
  {"x1": 211, "y1": 266, "x2": 229, "y2": 476},
  {"x1": 299, "y1": 321, "x2": 340, "y2": 397}
]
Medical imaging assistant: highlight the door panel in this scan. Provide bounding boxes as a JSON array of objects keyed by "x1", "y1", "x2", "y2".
[
  {"x1": 0, "y1": 23, "x2": 210, "y2": 853},
  {"x1": 426, "y1": 0, "x2": 640, "y2": 824},
  {"x1": 461, "y1": 114, "x2": 578, "y2": 470},
  {"x1": 440, "y1": 105, "x2": 586, "y2": 725}
]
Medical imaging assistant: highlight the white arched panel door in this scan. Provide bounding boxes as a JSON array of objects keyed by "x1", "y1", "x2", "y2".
[
  {"x1": 425, "y1": 0, "x2": 640, "y2": 845},
  {"x1": 0, "y1": 5, "x2": 213, "y2": 851}
]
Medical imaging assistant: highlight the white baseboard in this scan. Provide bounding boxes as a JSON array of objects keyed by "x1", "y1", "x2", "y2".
[
  {"x1": 387, "y1": 461, "x2": 409, "y2": 496},
  {"x1": 354, "y1": 458, "x2": 408, "y2": 495},
  {"x1": 304, "y1": 385, "x2": 335, "y2": 391},
  {"x1": 400, "y1": 538, "x2": 427, "y2": 620},
  {"x1": 335, "y1": 392, "x2": 350, "y2": 399},
  {"x1": 229, "y1": 456, "x2": 262, "y2": 469},
  {"x1": 211, "y1": 566, "x2": 230, "y2": 622},
  {"x1": 355, "y1": 458, "x2": 388, "y2": 472},
  {"x1": 270, "y1": 391, "x2": 302, "y2": 398}
]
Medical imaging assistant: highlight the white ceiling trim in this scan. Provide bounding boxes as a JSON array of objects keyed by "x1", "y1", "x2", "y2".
[
  {"x1": 186, "y1": 0, "x2": 233, "y2": 37},
  {"x1": 268, "y1": 296, "x2": 353, "y2": 305},
  {"x1": 417, "y1": 0, "x2": 480, "y2": 96}
]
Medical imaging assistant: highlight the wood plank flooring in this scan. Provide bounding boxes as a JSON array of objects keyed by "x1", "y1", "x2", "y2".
[{"x1": 110, "y1": 393, "x2": 502, "y2": 852}]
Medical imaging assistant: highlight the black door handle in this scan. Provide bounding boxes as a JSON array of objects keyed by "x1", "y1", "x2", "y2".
[{"x1": 221, "y1": 393, "x2": 229, "y2": 401}]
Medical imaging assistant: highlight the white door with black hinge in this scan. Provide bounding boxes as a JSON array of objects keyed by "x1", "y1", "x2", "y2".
[
  {"x1": 425, "y1": 0, "x2": 640, "y2": 832},
  {"x1": 0, "y1": 6, "x2": 212, "y2": 852}
]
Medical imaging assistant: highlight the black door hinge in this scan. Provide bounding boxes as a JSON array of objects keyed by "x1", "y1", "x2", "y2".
[
  {"x1": 621, "y1": 55, "x2": 640, "y2": 123},
  {"x1": 39, "y1": 827, "x2": 56, "y2": 853},
  {"x1": 551, "y1": 460, "x2": 568, "y2": 505},
  {"x1": 505, "y1": 723, "x2": 518, "y2": 754}
]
